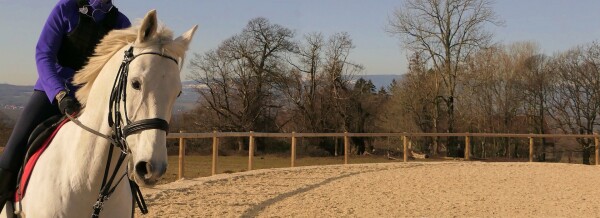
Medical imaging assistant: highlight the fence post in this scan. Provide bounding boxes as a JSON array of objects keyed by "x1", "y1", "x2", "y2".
[
  {"x1": 212, "y1": 130, "x2": 219, "y2": 176},
  {"x1": 344, "y1": 131, "x2": 349, "y2": 165},
  {"x1": 595, "y1": 132, "x2": 599, "y2": 166},
  {"x1": 248, "y1": 131, "x2": 255, "y2": 171},
  {"x1": 403, "y1": 135, "x2": 408, "y2": 162},
  {"x1": 529, "y1": 136, "x2": 534, "y2": 162},
  {"x1": 178, "y1": 130, "x2": 185, "y2": 180},
  {"x1": 291, "y1": 132, "x2": 297, "y2": 167},
  {"x1": 465, "y1": 133, "x2": 470, "y2": 161}
]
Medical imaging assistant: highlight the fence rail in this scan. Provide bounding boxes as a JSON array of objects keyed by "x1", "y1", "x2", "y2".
[{"x1": 168, "y1": 131, "x2": 600, "y2": 179}]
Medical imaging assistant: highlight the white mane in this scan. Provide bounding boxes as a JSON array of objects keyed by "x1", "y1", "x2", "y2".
[{"x1": 73, "y1": 23, "x2": 188, "y2": 105}]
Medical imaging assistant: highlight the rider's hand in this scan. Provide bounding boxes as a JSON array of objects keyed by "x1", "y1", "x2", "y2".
[{"x1": 58, "y1": 96, "x2": 81, "y2": 115}]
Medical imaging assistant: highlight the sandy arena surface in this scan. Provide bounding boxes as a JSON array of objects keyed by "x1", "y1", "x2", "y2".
[{"x1": 135, "y1": 162, "x2": 600, "y2": 217}]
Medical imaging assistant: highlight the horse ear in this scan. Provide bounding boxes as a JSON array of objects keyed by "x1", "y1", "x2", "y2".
[
  {"x1": 136, "y1": 10, "x2": 158, "y2": 44},
  {"x1": 174, "y1": 25, "x2": 198, "y2": 51}
]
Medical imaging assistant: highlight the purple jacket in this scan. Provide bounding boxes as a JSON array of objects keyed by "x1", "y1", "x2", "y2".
[{"x1": 34, "y1": 0, "x2": 131, "y2": 103}]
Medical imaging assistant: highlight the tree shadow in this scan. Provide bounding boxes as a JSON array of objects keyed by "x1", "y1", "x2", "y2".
[{"x1": 239, "y1": 171, "x2": 366, "y2": 217}]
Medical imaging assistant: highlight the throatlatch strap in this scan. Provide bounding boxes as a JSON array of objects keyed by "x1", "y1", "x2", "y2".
[{"x1": 130, "y1": 179, "x2": 148, "y2": 214}]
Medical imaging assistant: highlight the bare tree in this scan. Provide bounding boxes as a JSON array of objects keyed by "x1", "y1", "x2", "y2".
[
  {"x1": 281, "y1": 32, "x2": 326, "y2": 133},
  {"x1": 517, "y1": 43, "x2": 553, "y2": 160},
  {"x1": 547, "y1": 42, "x2": 600, "y2": 164},
  {"x1": 378, "y1": 53, "x2": 439, "y2": 154},
  {"x1": 347, "y1": 78, "x2": 379, "y2": 154},
  {"x1": 280, "y1": 32, "x2": 364, "y2": 134},
  {"x1": 387, "y1": 0, "x2": 503, "y2": 156},
  {"x1": 323, "y1": 32, "x2": 364, "y2": 133},
  {"x1": 188, "y1": 17, "x2": 295, "y2": 151},
  {"x1": 277, "y1": 32, "x2": 363, "y2": 154},
  {"x1": 380, "y1": 60, "x2": 462, "y2": 157},
  {"x1": 378, "y1": 76, "x2": 430, "y2": 134},
  {"x1": 463, "y1": 43, "x2": 538, "y2": 158}
]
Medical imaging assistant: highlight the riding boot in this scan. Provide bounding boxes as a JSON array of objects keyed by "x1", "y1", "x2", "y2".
[{"x1": 0, "y1": 168, "x2": 16, "y2": 213}]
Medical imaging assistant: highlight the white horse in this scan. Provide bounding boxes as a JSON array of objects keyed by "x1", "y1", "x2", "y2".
[{"x1": 1, "y1": 10, "x2": 197, "y2": 217}]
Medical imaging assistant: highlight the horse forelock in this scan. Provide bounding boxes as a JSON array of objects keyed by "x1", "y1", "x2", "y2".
[{"x1": 73, "y1": 22, "x2": 186, "y2": 107}]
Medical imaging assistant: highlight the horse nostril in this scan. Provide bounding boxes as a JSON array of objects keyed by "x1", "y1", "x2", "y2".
[{"x1": 135, "y1": 161, "x2": 152, "y2": 179}]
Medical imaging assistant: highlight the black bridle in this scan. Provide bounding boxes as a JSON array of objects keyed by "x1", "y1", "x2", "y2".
[{"x1": 92, "y1": 46, "x2": 178, "y2": 218}]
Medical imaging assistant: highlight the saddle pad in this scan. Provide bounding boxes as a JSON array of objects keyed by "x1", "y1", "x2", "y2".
[{"x1": 15, "y1": 118, "x2": 70, "y2": 202}]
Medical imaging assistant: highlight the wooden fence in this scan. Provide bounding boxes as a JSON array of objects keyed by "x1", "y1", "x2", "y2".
[{"x1": 168, "y1": 131, "x2": 600, "y2": 179}]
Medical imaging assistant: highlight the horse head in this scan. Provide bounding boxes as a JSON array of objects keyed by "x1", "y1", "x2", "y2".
[
  {"x1": 122, "y1": 10, "x2": 197, "y2": 186},
  {"x1": 74, "y1": 10, "x2": 197, "y2": 187}
]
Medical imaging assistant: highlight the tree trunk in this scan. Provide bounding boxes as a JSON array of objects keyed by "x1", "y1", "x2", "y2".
[
  {"x1": 237, "y1": 138, "x2": 244, "y2": 153},
  {"x1": 582, "y1": 143, "x2": 592, "y2": 165},
  {"x1": 482, "y1": 141, "x2": 486, "y2": 158},
  {"x1": 433, "y1": 98, "x2": 440, "y2": 156},
  {"x1": 446, "y1": 97, "x2": 463, "y2": 157},
  {"x1": 493, "y1": 138, "x2": 497, "y2": 157},
  {"x1": 334, "y1": 137, "x2": 338, "y2": 156},
  {"x1": 538, "y1": 93, "x2": 546, "y2": 161},
  {"x1": 506, "y1": 138, "x2": 511, "y2": 159},
  {"x1": 353, "y1": 137, "x2": 366, "y2": 155}
]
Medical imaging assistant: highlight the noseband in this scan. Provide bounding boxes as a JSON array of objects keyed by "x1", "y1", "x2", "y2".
[
  {"x1": 108, "y1": 46, "x2": 176, "y2": 151},
  {"x1": 92, "y1": 46, "x2": 178, "y2": 218}
]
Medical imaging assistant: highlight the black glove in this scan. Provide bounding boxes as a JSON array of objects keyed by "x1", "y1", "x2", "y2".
[{"x1": 58, "y1": 96, "x2": 81, "y2": 115}]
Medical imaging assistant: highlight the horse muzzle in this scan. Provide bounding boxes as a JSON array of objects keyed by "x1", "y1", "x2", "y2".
[{"x1": 134, "y1": 160, "x2": 167, "y2": 186}]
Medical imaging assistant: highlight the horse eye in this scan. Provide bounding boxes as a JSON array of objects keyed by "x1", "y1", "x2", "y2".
[
  {"x1": 132, "y1": 80, "x2": 142, "y2": 90},
  {"x1": 177, "y1": 91, "x2": 182, "y2": 98}
]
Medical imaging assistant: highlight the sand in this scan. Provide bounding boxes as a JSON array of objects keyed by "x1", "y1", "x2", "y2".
[{"x1": 135, "y1": 162, "x2": 600, "y2": 217}]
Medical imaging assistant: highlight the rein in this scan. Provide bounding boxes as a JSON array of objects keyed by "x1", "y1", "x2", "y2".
[{"x1": 68, "y1": 46, "x2": 177, "y2": 218}]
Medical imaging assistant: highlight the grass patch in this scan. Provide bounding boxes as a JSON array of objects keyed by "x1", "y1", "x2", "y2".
[{"x1": 160, "y1": 155, "x2": 395, "y2": 184}]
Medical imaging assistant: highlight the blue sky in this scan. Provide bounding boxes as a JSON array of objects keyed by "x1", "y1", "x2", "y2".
[{"x1": 0, "y1": 0, "x2": 599, "y2": 85}]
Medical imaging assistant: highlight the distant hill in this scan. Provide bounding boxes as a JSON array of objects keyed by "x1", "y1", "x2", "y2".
[
  {"x1": 355, "y1": 74, "x2": 402, "y2": 90},
  {"x1": 174, "y1": 81, "x2": 203, "y2": 113},
  {"x1": 0, "y1": 110, "x2": 11, "y2": 124},
  {"x1": 0, "y1": 84, "x2": 33, "y2": 107},
  {"x1": 176, "y1": 75, "x2": 404, "y2": 112},
  {"x1": 0, "y1": 83, "x2": 200, "y2": 122},
  {"x1": 0, "y1": 84, "x2": 33, "y2": 122},
  {"x1": 0, "y1": 74, "x2": 403, "y2": 121}
]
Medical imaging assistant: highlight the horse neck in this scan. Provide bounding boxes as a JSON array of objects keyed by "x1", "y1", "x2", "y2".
[{"x1": 71, "y1": 55, "x2": 128, "y2": 185}]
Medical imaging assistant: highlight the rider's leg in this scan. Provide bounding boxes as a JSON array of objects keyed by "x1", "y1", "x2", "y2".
[{"x1": 0, "y1": 90, "x2": 60, "y2": 206}]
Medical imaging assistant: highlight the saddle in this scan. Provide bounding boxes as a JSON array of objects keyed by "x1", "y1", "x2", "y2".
[
  {"x1": 14, "y1": 115, "x2": 69, "y2": 202},
  {"x1": 24, "y1": 115, "x2": 64, "y2": 164}
]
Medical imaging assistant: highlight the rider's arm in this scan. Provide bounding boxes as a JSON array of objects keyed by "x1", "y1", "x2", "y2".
[
  {"x1": 35, "y1": 1, "x2": 73, "y2": 103},
  {"x1": 36, "y1": 1, "x2": 130, "y2": 103}
]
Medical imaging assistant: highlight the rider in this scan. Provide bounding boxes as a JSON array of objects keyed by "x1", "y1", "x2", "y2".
[{"x1": 0, "y1": 0, "x2": 130, "y2": 209}]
